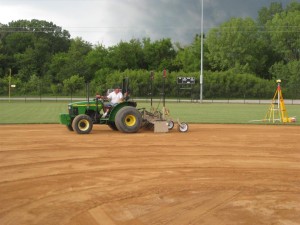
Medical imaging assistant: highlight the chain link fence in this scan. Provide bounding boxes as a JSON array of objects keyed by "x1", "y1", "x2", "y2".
[{"x1": 1, "y1": 79, "x2": 300, "y2": 104}]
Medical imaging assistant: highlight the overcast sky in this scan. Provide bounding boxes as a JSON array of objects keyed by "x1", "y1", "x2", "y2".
[{"x1": 0, "y1": 0, "x2": 293, "y2": 47}]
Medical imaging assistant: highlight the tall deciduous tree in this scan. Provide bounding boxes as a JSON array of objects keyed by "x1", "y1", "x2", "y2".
[
  {"x1": 266, "y1": 10, "x2": 300, "y2": 62},
  {"x1": 85, "y1": 44, "x2": 109, "y2": 75},
  {"x1": 107, "y1": 39, "x2": 144, "y2": 71},
  {"x1": 174, "y1": 34, "x2": 210, "y2": 72},
  {"x1": 47, "y1": 38, "x2": 92, "y2": 83},
  {"x1": 142, "y1": 38, "x2": 177, "y2": 71},
  {"x1": 258, "y1": 2, "x2": 283, "y2": 26},
  {"x1": 0, "y1": 19, "x2": 70, "y2": 80},
  {"x1": 205, "y1": 17, "x2": 269, "y2": 77},
  {"x1": 63, "y1": 74, "x2": 85, "y2": 98}
]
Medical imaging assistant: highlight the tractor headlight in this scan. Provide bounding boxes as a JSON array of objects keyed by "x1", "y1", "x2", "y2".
[{"x1": 68, "y1": 105, "x2": 73, "y2": 114}]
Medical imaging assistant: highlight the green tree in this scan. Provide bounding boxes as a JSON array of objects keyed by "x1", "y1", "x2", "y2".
[
  {"x1": 7, "y1": 19, "x2": 70, "y2": 53},
  {"x1": 90, "y1": 68, "x2": 112, "y2": 95},
  {"x1": 51, "y1": 83, "x2": 63, "y2": 97},
  {"x1": 174, "y1": 34, "x2": 210, "y2": 72},
  {"x1": 286, "y1": 1, "x2": 300, "y2": 13},
  {"x1": 266, "y1": 10, "x2": 300, "y2": 62},
  {"x1": 205, "y1": 17, "x2": 269, "y2": 77},
  {"x1": 107, "y1": 39, "x2": 144, "y2": 71},
  {"x1": 25, "y1": 74, "x2": 41, "y2": 95},
  {"x1": 67, "y1": 38, "x2": 92, "y2": 82},
  {"x1": 85, "y1": 44, "x2": 109, "y2": 75},
  {"x1": 47, "y1": 52, "x2": 69, "y2": 83},
  {"x1": 63, "y1": 74, "x2": 85, "y2": 99},
  {"x1": 258, "y1": 2, "x2": 283, "y2": 26},
  {"x1": 142, "y1": 38, "x2": 177, "y2": 71},
  {"x1": 47, "y1": 38, "x2": 92, "y2": 83},
  {"x1": 203, "y1": 71, "x2": 274, "y2": 99},
  {"x1": 269, "y1": 61, "x2": 300, "y2": 98},
  {"x1": 0, "y1": 19, "x2": 70, "y2": 81}
]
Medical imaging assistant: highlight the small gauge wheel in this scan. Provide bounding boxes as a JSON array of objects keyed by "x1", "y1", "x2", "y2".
[
  {"x1": 178, "y1": 122, "x2": 189, "y2": 132},
  {"x1": 168, "y1": 120, "x2": 174, "y2": 130}
]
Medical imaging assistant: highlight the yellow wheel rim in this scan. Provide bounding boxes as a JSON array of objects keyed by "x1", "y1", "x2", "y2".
[
  {"x1": 124, "y1": 114, "x2": 136, "y2": 127},
  {"x1": 78, "y1": 119, "x2": 89, "y2": 131}
]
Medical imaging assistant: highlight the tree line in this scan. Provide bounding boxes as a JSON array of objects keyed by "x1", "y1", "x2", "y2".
[{"x1": 0, "y1": 2, "x2": 299, "y2": 99}]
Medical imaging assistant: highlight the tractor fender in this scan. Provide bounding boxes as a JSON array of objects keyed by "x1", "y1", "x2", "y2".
[{"x1": 108, "y1": 101, "x2": 137, "y2": 121}]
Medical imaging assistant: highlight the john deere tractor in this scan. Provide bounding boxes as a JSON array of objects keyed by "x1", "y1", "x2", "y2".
[
  {"x1": 59, "y1": 79, "x2": 142, "y2": 134},
  {"x1": 60, "y1": 75, "x2": 189, "y2": 134}
]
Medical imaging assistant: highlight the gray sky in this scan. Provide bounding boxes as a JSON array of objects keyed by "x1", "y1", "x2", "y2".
[{"x1": 0, "y1": 0, "x2": 293, "y2": 46}]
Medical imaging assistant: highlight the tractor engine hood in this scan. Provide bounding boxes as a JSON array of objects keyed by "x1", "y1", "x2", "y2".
[{"x1": 68, "y1": 100, "x2": 102, "y2": 116}]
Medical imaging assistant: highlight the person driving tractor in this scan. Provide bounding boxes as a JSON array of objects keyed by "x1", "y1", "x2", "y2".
[{"x1": 96, "y1": 87, "x2": 123, "y2": 118}]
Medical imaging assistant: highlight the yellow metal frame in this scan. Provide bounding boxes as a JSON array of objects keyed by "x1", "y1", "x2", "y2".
[{"x1": 264, "y1": 80, "x2": 292, "y2": 123}]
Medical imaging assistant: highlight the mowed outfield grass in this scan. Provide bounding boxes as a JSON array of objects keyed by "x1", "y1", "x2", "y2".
[
  {"x1": 0, "y1": 100, "x2": 300, "y2": 125},
  {"x1": 0, "y1": 101, "x2": 69, "y2": 124}
]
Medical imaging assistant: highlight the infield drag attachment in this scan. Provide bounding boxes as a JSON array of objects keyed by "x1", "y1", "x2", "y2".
[{"x1": 140, "y1": 107, "x2": 189, "y2": 133}]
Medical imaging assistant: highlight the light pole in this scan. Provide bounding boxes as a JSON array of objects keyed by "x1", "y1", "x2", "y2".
[
  {"x1": 8, "y1": 68, "x2": 11, "y2": 103},
  {"x1": 200, "y1": 0, "x2": 204, "y2": 103}
]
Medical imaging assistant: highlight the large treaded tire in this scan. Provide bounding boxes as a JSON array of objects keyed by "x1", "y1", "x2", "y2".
[
  {"x1": 72, "y1": 114, "x2": 93, "y2": 134},
  {"x1": 115, "y1": 106, "x2": 142, "y2": 133}
]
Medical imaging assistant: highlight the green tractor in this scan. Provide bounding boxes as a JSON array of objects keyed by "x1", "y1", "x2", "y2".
[
  {"x1": 60, "y1": 75, "x2": 189, "y2": 134},
  {"x1": 59, "y1": 79, "x2": 142, "y2": 134}
]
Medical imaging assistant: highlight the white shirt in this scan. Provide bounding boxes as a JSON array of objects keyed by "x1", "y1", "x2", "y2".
[{"x1": 107, "y1": 91, "x2": 123, "y2": 104}]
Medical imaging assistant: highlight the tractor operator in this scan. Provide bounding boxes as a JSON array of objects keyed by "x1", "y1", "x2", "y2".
[{"x1": 96, "y1": 87, "x2": 123, "y2": 118}]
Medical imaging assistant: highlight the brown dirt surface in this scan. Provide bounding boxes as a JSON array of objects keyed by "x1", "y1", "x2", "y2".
[{"x1": 0, "y1": 124, "x2": 300, "y2": 225}]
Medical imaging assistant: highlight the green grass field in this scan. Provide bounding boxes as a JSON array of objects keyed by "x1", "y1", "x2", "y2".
[{"x1": 1, "y1": 100, "x2": 300, "y2": 125}]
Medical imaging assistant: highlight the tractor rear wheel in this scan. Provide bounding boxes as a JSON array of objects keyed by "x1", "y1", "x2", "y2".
[
  {"x1": 72, "y1": 114, "x2": 93, "y2": 134},
  {"x1": 115, "y1": 106, "x2": 142, "y2": 133}
]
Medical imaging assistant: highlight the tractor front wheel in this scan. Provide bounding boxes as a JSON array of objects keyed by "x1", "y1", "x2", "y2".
[
  {"x1": 115, "y1": 106, "x2": 142, "y2": 133},
  {"x1": 72, "y1": 114, "x2": 93, "y2": 134}
]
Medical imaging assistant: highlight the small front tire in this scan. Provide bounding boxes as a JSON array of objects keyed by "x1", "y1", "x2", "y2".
[{"x1": 72, "y1": 114, "x2": 93, "y2": 134}]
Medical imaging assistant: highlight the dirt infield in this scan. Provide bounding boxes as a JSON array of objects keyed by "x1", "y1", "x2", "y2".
[{"x1": 0, "y1": 124, "x2": 299, "y2": 225}]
